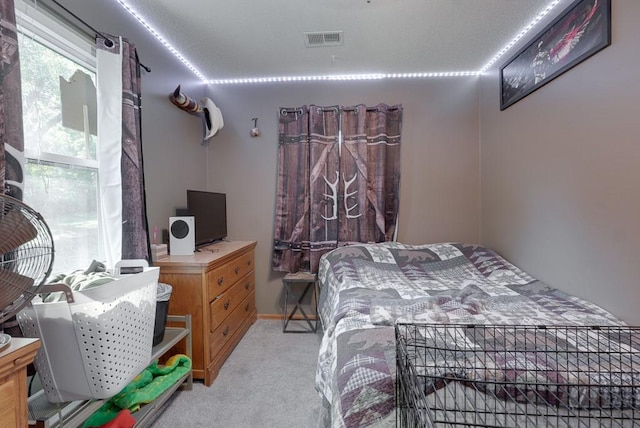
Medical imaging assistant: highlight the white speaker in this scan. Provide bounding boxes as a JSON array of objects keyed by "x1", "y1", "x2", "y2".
[{"x1": 169, "y1": 216, "x2": 195, "y2": 255}]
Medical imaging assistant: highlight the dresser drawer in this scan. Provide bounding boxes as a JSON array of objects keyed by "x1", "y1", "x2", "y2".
[
  {"x1": 227, "y1": 251, "x2": 254, "y2": 284},
  {"x1": 210, "y1": 273, "x2": 255, "y2": 332},
  {"x1": 207, "y1": 264, "x2": 232, "y2": 298},
  {"x1": 0, "y1": 377, "x2": 18, "y2": 427},
  {"x1": 209, "y1": 291, "x2": 255, "y2": 358}
]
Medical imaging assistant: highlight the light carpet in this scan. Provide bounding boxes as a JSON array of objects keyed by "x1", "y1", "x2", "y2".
[{"x1": 152, "y1": 319, "x2": 325, "y2": 427}]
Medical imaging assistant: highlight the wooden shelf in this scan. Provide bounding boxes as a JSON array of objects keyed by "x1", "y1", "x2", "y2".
[{"x1": 28, "y1": 315, "x2": 192, "y2": 428}]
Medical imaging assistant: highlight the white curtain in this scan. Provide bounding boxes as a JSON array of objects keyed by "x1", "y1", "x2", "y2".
[{"x1": 96, "y1": 37, "x2": 123, "y2": 268}]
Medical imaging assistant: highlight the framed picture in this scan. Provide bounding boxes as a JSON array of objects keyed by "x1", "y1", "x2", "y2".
[{"x1": 500, "y1": 0, "x2": 611, "y2": 110}]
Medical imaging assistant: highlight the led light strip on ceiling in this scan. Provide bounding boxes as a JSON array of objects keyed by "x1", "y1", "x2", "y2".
[
  {"x1": 480, "y1": 0, "x2": 561, "y2": 73},
  {"x1": 114, "y1": 0, "x2": 207, "y2": 82},
  {"x1": 116, "y1": 0, "x2": 562, "y2": 85},
  {"x1": 209, "y1": 71, "x2": 480, "y2": 85}
]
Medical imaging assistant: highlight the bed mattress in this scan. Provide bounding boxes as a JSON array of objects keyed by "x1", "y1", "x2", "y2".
[{"x1": 315, "y1": 242, "x2": 625, "y2": 428}]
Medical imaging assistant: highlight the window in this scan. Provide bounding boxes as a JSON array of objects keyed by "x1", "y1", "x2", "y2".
[{"x1": 16, "y1": 3, "x2": 103, "y2": 275}]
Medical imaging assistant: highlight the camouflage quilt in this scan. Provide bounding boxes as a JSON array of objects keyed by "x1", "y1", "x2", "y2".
[{"x1": 315, "y1": 242, "x2": 624, "y2": 428}]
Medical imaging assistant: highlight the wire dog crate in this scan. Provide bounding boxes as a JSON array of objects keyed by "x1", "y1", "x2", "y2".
[{"x1": 396, "y1": 323, "x2": 640, "y2": 427}]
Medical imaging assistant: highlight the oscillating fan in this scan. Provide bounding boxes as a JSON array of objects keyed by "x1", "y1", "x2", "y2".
[{"x1": 0, "y1": 194, "x2": 54, "y2": 349}]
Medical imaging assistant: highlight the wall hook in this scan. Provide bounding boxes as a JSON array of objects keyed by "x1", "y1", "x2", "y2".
[{"x1": 250, "y1": 117, "x2": 260, "y2": 137}]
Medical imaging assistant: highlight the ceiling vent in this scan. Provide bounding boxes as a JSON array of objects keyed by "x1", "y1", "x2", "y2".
[{"x1": 304, "y1": 31, "x2": 344, "y2": 48}]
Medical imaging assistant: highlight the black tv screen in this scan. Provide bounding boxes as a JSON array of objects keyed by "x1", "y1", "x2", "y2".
[{"x1": 187, "y1": 190, "x2": 227, "y2": 246}]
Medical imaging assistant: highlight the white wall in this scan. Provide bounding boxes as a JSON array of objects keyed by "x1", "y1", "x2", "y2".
[{"x1": 479, "y1": 1, "x2": 640, "y2": 323}]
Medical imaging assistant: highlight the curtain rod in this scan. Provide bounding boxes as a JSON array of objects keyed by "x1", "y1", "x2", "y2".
[
  {"x1": 318, "y1": 106, "x2": 401, "y2": 112},
  {"x1": 281, "y1": 106, "x2": 400, "y2": 115},
  {"x1": 45, "y1": 0, "x2": 151, "y2": 73},
  {"x1": 343, "y1": 106, "x2": 401, "y2": 112}
]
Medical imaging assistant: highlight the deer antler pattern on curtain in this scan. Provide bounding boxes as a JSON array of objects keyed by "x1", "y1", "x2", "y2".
[{"x1": 272, "y1": 104, "x2": 402, "y2": 273}]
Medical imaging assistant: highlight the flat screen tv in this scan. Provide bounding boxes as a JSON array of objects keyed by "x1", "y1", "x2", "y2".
[{"x1": 186, "y1": 190, "x2": 227, "y2": 247}]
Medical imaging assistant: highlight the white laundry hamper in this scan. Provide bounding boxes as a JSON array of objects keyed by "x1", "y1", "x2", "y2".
[{"x1": 17, "y1": 260, "x2": 159, "y2": 403}]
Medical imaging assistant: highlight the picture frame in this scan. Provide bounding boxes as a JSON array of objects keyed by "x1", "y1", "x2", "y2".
[{"x1": 500, "y1": 0, "x2": 611, "y2": 110}]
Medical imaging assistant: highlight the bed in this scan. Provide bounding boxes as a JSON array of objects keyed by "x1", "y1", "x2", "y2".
[{"x1": 314, "y1": 242, "x2": 632, "y2": 428}]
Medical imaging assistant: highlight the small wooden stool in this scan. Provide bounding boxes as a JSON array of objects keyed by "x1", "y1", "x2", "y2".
[{"x1": 282, "y1": 272, "x2": 318, "y2": 333}]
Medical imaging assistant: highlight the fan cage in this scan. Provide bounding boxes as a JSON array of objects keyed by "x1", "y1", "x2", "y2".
[{"x1": 0, "y1": 195, "x2": 54, "y2": 324}]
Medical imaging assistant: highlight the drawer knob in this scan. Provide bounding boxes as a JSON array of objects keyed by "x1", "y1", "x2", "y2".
[
  {"x1": 234, "y1": 267, "x2": 240, "y2": 274},
  {"x1": 245, "y1": 282, "x2": 250, "y2": 290},
  {"x1": 247, "y1": 260, "x2": 251, "y2": 266},
  {"x1": 245, "y1": 303, "x2": 250, "y2": 312},
  {"x1": 14, "y1": 356, "x2": 32, "y2": 366},
  {"x1": 223, "y1": 326, "x2": 230, "y2": 336},
  {"x1": 217, "y1": 277, "x2": 224, "y2": 286},
  {"x1": 224, "y1": 300, "x2": 230, "y2": 310}
]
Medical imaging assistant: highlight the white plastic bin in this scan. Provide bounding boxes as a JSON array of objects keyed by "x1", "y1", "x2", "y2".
[{"x1": 17, "y1": 260, "x2": 159, "y2": 403}]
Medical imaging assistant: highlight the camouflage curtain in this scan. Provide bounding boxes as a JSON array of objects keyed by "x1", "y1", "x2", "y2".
[
  {"x1": 272, "y1": 104, "x2": 402, "y2": 273},
  {"x1": 0, "y1": 0, "x2": 25, "y2": 200},
  {"x1": 340, "y1": 104, "x2": 402, "y2": 244},
  {"x1": 0, "y1": 0, "x2": 25, "y2": 338},
  {"x1": 96, "y1": 34, "x2": 150, "y2": 262}
]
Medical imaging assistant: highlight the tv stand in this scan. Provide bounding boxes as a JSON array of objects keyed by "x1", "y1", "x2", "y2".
[
  {"x1": 154, "y1": 240, "x2": 257, "y2": 386},
  {"x1": 195, "y1": 239, "x2": 226, "y2": 252}
]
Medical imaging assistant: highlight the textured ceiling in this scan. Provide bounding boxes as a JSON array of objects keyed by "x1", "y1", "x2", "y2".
[{"x1": 122, "y1": 0, "x2": 573, "y2": 82}]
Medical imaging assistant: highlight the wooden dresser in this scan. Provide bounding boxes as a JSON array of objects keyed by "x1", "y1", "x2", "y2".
[
  {"x1": 154, "y1": 240, "x2": 257, "y2": 386},
  {"x1": 0, "y1": 338, "x2": 39, "y2": 427}
]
